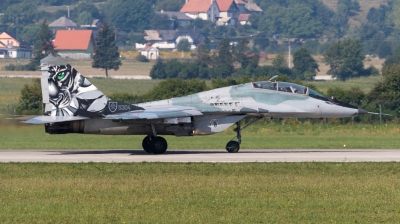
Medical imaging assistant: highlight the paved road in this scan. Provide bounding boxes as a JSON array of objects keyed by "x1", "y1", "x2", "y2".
[{"x1": 1, "y1": 149, "x2": 400, "y2": 163}]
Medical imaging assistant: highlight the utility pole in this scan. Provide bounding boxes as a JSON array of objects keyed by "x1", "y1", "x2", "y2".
[{"x1": 288, "y1": 39, "x2": 291, "y2": 69}]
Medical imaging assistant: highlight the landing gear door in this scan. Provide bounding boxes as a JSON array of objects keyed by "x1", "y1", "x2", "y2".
[{"x1": 193, "y1": 115, "x2": 246, "y2": 135}]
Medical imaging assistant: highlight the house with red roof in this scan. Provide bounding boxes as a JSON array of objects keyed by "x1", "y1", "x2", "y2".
[
  {"x1": 181, "y1": 0, "x2": 246, "y2": 26},
  {"x1": 216, "y1": 0, "x2": 240, "y2": 25},
  {"x1": 0, "y1": 32, "x2": 31, "y2": 58},
  {"x1": 53, "y1": 30, "x2": 94, "y2": 59},
  {"x1": 238, "y1": 13, "x2": 251, "y2": 25},
  {"x1": 180, "y1": 0, "x2": 220, "y2": 22}
]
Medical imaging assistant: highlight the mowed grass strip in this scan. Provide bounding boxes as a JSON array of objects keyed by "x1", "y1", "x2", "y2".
[
  {"x1": 1, "y1": 121, "x2": 400, "y2": 149},
  {"x1": 0, "y1": 163, "x2": 400, "y2": 223}
]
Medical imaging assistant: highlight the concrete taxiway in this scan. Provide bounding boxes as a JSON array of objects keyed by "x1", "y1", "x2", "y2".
[{"x1": 1, "y1": 149, "x2": 400, "y2": 163}]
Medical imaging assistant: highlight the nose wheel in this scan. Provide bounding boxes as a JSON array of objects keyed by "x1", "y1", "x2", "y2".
[
  {"x1": 226, "y1": 140, "x2": 240, "y2": 153},
  {"x1": 225, "y1": 121, "x2": 242, "y2": 153},
  {"x1": 225, "y1": 117, "x2": 264, "y2": 153}
]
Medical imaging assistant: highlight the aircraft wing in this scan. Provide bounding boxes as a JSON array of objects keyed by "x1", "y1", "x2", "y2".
[
  {"x1": 104, "y1": 106, "x2": 203, "y2": 120},
  {"x1": 23, "y1": 115, "x2": 90, "y2": 124}
]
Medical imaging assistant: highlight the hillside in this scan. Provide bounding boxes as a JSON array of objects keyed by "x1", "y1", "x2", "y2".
[{"x1": 321, "y1": 0, "x2": 389, "y2": 27}]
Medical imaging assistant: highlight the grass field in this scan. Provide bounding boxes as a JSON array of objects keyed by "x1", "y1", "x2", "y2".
[
  {"x1": 1, "y1": 163, "x2": 400, "y2": 223},
  {"x1": 1, "y1": 119, "x2": 399, "y2": 149}
]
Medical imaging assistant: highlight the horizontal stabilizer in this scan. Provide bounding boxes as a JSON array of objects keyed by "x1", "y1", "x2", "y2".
[
  {"x1": 24, "y1": 115, "x2": 89, "y2": 124},
  {"x1": 105, "y1": 106, "x2": 203, "y2": 120}
]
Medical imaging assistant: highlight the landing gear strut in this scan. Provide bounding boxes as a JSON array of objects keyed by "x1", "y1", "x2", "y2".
[
  {"x1": 226, "y1": 121, "x2": 241, "y2": 153},
  {"x1": 225, "y1": 117, "x2": 264, "y2": 153}
]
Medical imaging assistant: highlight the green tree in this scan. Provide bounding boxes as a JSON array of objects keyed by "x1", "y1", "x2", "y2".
[
  {"x1": 196, "y1": 44, "x2": 211, "y2": 66},
  {"x1": 332, "y1": 4, "x2": 349, "y2": 37},
  {"x1": 164, "y1": 59, "x2": 182, "y2": 78},
  {"x1": 72, "y1": 0, "x2": 101, "y2": 21},
  {"x1": 150, "y1": 13, "x2": 173, "y2": 30},
  {"x1": 327, "y1": 87, "x2": 365, "y2": 106},
  {"x1": 77, "y1": 12, "x2": 92, "y2": 25},
  {"x1": 338, "y1": 0, "x2": 360, "y2": 11},
  {"x1": 177, "y1": 39, "x2": 191, "y2": 52},
  {"x1": 233, "y1": 38, "x2": 250, "y2": 68},
  {"x1": 258, "y1": 4, "x2": 323, "y2": 38},
  {"x1": 26, "y1": 19, "x2": 56, "y2": 71},
  {"x1": 17, "y1": 78, "x2": 42, "y2": 115},
  {"x1": 292, "y1": 48, "x2": 319, "y2": 80},
  {"x1": 150, "y1": 58, "x2": 166, "y2": 79},
  {"x1": 3, "y1": 2, "x2": 39, "y2": 27},
  {"x1": 19, "y1": 24, "x2": 41, "y2": 46},
  {"x1": 92, "y1": 21, "x2": 122, "y2": 78},
  {"x1": 272, "y1": 54, "x2": 287, "y2": 69},
  {"x1": 384, "y1": 44, "x2": 400, "y2": 67},
  {"x1": 216, "y1": 39, "x2": 233, "y2": 66},
  {"x1": 368, "y1": 64, "x2": 400, "y2": 114},
  {"x1": 102, "y1": 0, "x2": 152, "y2": 32},
  {"x1": 155, "y1": 0, "x2": 185, "y2": 11},
  {"x1": 323, "y1": 39, "x2": 364, "y2": 81}
]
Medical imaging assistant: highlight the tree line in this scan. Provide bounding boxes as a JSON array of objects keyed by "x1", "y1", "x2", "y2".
[{"x1": 150, "y1": 37, "x2": 378, "y2": 81}]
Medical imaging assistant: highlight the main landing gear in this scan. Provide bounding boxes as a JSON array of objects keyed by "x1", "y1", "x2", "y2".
[
  {"x1": 142, "y1": 124, "x2": 168, "y2": 154},
  {"x1": 225, "y1": 117, "x2": 264, "y2": 153},
  {"x1": 142, "y1": 135, "x2": 168, "y2": 154}
]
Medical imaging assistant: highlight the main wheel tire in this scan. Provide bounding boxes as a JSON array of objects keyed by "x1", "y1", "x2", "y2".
[
  {"x1": 226, "y1": 141, "x2": 240, "y2": 153},
  {"x1": 150, "y1": 137, "x2": 168, "y2": 154},
  {"x1": 142, "y1": 136, "x2": 152, "y2": 153}
]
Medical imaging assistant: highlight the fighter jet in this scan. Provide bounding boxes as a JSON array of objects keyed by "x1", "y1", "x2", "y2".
[{"x1": 24, "y1": 55, "x2": 368, "y2": 154}]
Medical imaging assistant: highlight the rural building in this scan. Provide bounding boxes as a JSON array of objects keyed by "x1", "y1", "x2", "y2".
[
  {"x1": 140, "y1": 43, "x2": 159, "y2": 60},
  {"x1": 180, "y1": 0, "x2": 220, "y2": 22},
  {"x1": 244, "y1": 0, "x2": 263, "y2": 15},
  {"x1": 216, "y1": 0, "x2": 240, "y2": 25},
  {"x1": 156, "y1": 11, "x2": 194, "y2": 28},
  {"x1": 49, "y1": 16, "x2": 78, "y2": 32},
  {"x1": 0, "y1": 32, "x2": 31, "y2": 58},
  {"x1": 53, "y1": 30, "x2": 94, "y2": 59},
  {"x1": 143, "y1": 30, "x2": 178, "y2": 49},
  {"x1": 238, "y1": 14, "x2": 250, "y2": 25},
  {"x1": 175, "y1": 29, "x2": 206, "y2": 49},
  {"x1": 180, "y1": 0, "x2": 261, "y2": 25},
  {"x1": 140, "y1": 29, "x2": 206, "y2": 50}
]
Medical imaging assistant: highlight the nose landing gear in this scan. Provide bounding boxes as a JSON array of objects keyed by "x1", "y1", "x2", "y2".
[{"x1": 225, "y1": 117, "x2": 264, "y2": 153}]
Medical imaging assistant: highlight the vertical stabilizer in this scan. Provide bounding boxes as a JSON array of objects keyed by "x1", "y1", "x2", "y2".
[{"x1": 40, "y1": 55, "x2": 142, "y2": 117}]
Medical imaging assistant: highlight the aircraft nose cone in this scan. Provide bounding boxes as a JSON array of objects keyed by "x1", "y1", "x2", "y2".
[{"x1": 357, "y1": 108, "x2": 368, "y2": 115}]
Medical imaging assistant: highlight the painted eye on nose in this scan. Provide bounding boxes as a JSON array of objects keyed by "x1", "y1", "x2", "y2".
[{"x1": 56, "y1": 72, "x2": 65, "y2": 80}]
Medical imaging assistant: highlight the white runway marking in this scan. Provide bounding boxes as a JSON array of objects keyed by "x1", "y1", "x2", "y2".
[{"x1": 1, "y1": 149, "x2": 400, "y2": 163}]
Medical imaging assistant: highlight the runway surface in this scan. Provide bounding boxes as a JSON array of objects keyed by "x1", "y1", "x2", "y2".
[{"x1": 1, "y1": 149, "x2": 400, "y2": 163}]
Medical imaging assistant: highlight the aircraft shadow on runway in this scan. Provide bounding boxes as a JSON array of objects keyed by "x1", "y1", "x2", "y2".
[{"x1": 55, "y1": 149, "x2": 361, "y2": 156}]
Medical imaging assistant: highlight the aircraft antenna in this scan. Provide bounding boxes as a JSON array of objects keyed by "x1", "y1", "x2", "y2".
[{"x1": 269, "y1": 75, "x2": 278, "y2": 81}]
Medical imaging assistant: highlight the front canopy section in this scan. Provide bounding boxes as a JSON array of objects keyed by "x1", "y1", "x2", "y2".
[{"x1": 252, "y1": 81, "x2": 307, "y2": 95}]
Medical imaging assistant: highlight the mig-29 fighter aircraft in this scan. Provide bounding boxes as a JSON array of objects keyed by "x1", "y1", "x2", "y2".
[{"x1": 24, "y1": 55, "x2": 368, "y2": 154}]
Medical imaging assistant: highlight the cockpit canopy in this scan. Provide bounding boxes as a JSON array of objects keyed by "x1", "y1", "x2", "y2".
[{"x1": 251, "y1": 81, "x2": 329, "y2": 101}]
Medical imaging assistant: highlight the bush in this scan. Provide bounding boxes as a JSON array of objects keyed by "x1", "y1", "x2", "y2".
[
  {"x1": 2, "y1": 63, "x2": 37, "y2": 71},
  {"x1": 17, "y1": 78, "x2": 42, "y2": 115},
  {"x1": 135, "y1": 54, "x2": 149, "y2": 62}
]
